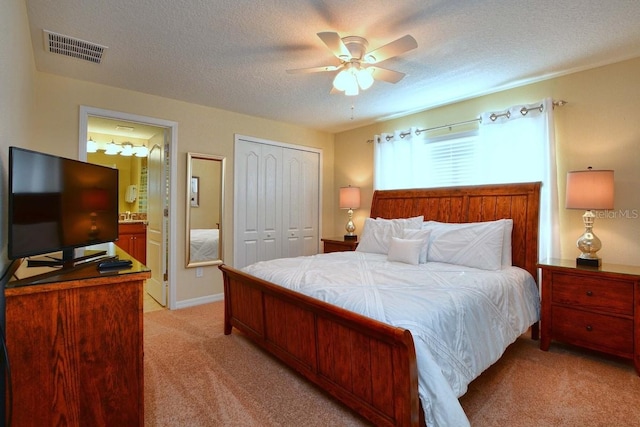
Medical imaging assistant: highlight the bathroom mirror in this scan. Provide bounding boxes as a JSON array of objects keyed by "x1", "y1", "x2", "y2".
[{"x1": 186, "y1": 152, "x2": 225, "y2": 267}]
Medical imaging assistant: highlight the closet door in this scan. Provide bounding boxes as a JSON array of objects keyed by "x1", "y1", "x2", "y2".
[
  {"x1": 259, "y1": 144, "x2": 283, "y2": 262},
  {"x1": 234, "y1": 137, "x2": 320, "y2": 269},
  {"x1": 234, "y1": 140, "x2": 260, "y2": 268},
  {"x1": 282, "y1": 148, "x2": 319, "y2": 257}
]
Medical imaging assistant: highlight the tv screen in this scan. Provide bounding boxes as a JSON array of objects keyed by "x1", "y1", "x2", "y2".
[{"x1": 8, "y1": 147, "x2": 119, "y2": 265}]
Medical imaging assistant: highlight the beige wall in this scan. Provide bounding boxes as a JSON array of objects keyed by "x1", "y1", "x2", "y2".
[
  {"x1": 1, "y1": 0, "x2": 35, "y2": 272},
  {"x1": 334, "y1": 57, "x2": 640, "y2": 266},
  {"x1": 28, "y1": 73, "x2": 335, "y2": 303}
]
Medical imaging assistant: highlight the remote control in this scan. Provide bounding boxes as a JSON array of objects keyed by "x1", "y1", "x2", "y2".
[{"x1": 97, "y1": 258, "x2": 133, "y2": 270}]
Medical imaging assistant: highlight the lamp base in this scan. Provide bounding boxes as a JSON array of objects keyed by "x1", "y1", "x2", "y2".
[
  {"x1": 344, "y1": 234, "x2": 358, "y2": 241},
  {"x1": 576, "y1": 257, "x2": 601, "y2": 268}
]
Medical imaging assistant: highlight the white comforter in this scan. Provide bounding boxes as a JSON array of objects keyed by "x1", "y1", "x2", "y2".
[
  {"x1": 190, "y1": 229, "x2": 219, "y2": 262},
  {"x1": 242, "y1": 251, "x2": 540, "y2": 427}
]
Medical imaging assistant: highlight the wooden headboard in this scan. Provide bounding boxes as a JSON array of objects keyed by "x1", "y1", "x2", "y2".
[{"x1": 370, "y1": 182, "x2": 541, "y2": 281}]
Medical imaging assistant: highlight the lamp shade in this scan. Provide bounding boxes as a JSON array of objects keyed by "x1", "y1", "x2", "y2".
[
  {"x1": 566, "y1": 169, "x2": 614, "y2": 210},
  {"x1": 339, "y1": 186, "x2": 360, "y2": 209}
]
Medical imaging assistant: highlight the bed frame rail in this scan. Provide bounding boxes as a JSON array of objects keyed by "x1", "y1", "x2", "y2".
[{"x1": 221, "y1": 264, "x2": 420, "y2": 427}]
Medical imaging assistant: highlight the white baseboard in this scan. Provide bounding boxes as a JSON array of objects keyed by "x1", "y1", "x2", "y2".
[{"x1": 174, "y1": 292, "x2": 224, "y2": 309}]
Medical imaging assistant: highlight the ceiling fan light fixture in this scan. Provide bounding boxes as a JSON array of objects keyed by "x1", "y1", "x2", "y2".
[
  {"x1": 344, "y1": 84, "x2": 359, "y2": 96},
  {"x1": 332, "y1": 67, "x2": 353, "y2": 92},
  {"x1": 356, "y1": 67, "x2": 374, "y2": 90}
]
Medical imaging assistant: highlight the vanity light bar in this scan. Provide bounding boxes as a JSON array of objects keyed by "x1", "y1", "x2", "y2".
[{"x1": 89, "y1": 139, "x2": 149, "y2": 157}]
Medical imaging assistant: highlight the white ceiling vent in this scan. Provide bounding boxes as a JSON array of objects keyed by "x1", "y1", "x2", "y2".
[{"x1": 43, "y1": 30, "x2": 107, "y2": 64}]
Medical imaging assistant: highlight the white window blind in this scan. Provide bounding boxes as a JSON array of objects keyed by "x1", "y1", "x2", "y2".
[{"x1": 424, "y1": 133, "x2": 477, "y2": 188}]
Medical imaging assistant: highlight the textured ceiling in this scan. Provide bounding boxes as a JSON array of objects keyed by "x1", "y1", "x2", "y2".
[{"x1": 25, "y1": 0, "x2": 640, "y2": 133}]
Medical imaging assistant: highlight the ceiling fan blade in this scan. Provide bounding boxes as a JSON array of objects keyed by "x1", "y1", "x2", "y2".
[
  {"x1": 364, "y1": 35, "x2": 418, "y2": 64},
  {"x1": 369, "y1": 66, "x2": 406, "y2": 84},
  {"x1": 286, "y1": 65, "x2": 340, "y2": 74},
  {"x1": 317, "y1": 32, "x2": 351, "y2": 60}
]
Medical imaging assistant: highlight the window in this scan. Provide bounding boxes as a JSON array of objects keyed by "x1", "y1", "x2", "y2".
[{"x1": 374, "y1": 98, "x2": 560, "y2": 260}]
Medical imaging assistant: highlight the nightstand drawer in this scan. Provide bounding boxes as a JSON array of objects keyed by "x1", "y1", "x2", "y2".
[
  {"x1": 551, "y1": 272, "x2": 633, "y2": 315},
  {"x1": 553, "y1": 306, "x2": 633, "y2": 355},
  {"x1": 321, "y1": 237, "x2": 359, "y2": 253}
]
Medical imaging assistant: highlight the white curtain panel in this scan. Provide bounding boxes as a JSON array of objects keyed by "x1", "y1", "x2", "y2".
[
  {"x1": 374, "y1": 127, "x2": 427, "y2": 190},
  {"x1": 479, "y1": 97, "x2": 560, "y2": 261}
]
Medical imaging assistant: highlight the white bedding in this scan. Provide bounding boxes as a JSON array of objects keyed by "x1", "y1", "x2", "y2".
[
  {"x1": 243, "y1": 251, "x2": 540, "y2": 427},
  {"x1": 189, "y1": 228, "x2": 219, "y2": 261}
]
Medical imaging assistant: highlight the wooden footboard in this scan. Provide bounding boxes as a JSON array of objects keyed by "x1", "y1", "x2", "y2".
[{"x1": 220, "y1": 264, "x2": 421, "y2": 427}]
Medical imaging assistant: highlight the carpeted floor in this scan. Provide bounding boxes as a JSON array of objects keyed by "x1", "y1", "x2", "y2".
[{"x1": 144, "y1": 302, "x2": 640, "y2": 426}]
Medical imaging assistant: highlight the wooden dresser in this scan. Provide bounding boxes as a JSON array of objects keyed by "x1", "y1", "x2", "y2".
[
  {"x1": 321, "y1": 236, "x2": 359, "y2": 253},
  {"x1": 539, "y1": 258, "x2": 640, "y2": 375},
  {"x1": 6, "y1": 247, "x2": 151, "y2": 426}
]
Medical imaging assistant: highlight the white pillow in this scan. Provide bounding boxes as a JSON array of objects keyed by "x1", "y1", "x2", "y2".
[
  {"x1": 356, "y1": 216, "x2": 424, "y2": 254},
  {"x1": 423, "y1": 219, "x2": 513, "y2": 267},
  {"x1": 402, "y1": 228, "x2": 431, "y2": 263},
  {"x1": 424, "y1": 220, "x2": 505, "y2": 270},
  {"x1": 387, "y1": 237, "x2": 423, "y2": 265}
]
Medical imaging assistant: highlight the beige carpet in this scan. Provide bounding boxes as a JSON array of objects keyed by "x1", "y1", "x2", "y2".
[{"x1": 144, "y1": 302, "x2": 640, "y2": 426}]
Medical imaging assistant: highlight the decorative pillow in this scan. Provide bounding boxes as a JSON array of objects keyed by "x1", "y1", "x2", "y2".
[
  {"x1": 402, "y1": 228, "x2": 431, "y2": 263},
  {"x1": 423, "y1": 219, "x2": 513, "y2": 267},
  {"x1": 387, "y1": 237, "x2": 423, "y2": 265},
  {"x1": 356, "y1": 216, "x2": 424, "y2": 254},
  {"x1": 424, "y1": 220, "x2": 505, "y2": 270}
]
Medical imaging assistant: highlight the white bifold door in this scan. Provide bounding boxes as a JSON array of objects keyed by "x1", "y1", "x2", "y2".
[{"x1": 234, "y1": 136, "x2": 320, "y2": 269}]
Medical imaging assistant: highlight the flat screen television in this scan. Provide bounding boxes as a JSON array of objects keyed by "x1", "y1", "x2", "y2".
[{"x1": 8, "y1": 147, "x2": 119, "y2": 267}]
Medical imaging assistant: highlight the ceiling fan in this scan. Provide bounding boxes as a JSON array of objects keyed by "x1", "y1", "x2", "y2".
[{"x1": 286, "y1": 32, "x2": 418, "y2": 96}]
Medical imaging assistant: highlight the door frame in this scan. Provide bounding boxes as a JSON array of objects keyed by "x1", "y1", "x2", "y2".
[{"x1": 78, "y1": 106, "x2": 178, "y2": 309}]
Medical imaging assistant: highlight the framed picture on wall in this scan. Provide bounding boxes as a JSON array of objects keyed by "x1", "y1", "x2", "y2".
[{"x1": 190, "y1": 176, "x2": 199, "y2": 207}]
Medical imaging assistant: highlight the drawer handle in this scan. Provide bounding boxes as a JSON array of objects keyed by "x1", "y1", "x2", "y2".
[
  {"x1": 586, "y1": 290, "x2": 593, "y2": 297},
  {"x1": 586, "y1": 325, "x2": 593, "y2": 332}
]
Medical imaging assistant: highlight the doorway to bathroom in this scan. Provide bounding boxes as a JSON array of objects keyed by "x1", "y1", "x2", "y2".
[{"x1": 78, "y1": 106, "x2": 178, "y2": 309}]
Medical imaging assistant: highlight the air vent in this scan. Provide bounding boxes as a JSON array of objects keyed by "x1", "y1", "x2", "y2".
[{"x1": 43, "y1": 30, "x2": 107, "y2": 64}]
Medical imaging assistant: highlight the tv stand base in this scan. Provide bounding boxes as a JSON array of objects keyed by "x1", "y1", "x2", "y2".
[{"x1": 26, "y1": 250, "x2": 107, "y2": 268}]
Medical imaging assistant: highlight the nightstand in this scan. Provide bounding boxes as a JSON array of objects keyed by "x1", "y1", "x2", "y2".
[
  {"x1": 539, "y1": 258, "x2": 640, "y2": 376},
  {"x1": 321, "y1": 236, "x2": 359, "y2": 253}
]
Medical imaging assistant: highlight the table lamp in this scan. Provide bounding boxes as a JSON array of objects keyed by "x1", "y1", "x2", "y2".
[
  {"x1": 565, "y1": 167, "x2": 614, "y2": 267},
  {"x1": 339, "y1": 185, "x2": 360, "y2": 240}
]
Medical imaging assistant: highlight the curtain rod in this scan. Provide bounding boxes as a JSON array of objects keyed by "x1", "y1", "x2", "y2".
[{"x1": 367, "y1": 99, "x2": 568, "y2": 143}]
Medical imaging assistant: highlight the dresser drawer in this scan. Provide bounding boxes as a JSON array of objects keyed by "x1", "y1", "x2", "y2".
[
  {"x1": 552, "y1": 306, "x2": 633, "y2": 355},
  {"x1": 551, "y1": 272, "x2": 633, "y2": 315}
]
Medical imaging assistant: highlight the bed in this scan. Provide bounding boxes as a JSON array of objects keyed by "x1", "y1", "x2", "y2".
[
  {"x1": 219, "y1": 182, "x2": 541, "y2": 427},
  {"x1": 190, "y1": 228, "x2": 219, "y2": 261}
]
